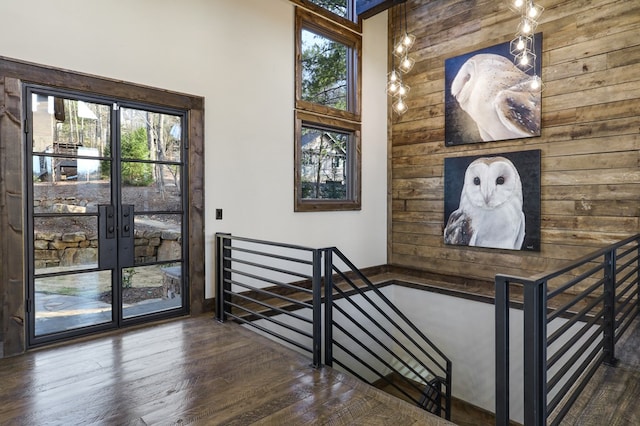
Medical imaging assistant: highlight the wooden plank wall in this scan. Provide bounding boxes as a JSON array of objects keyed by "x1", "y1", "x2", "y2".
[
  {"x1": 0, "y1": 77, "x2": 25, "y2": 355},
  {"x1": 390, "y1": 0, "x2": 640, "y2": 287}
]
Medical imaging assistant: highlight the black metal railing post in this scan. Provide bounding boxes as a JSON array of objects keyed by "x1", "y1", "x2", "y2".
[
  {"x1": 324, "y1": 248, "x2": 334, "y2": 367},
  {"x1": 603, "y1": 250, "x2": 617, "y2": 366},
  {"x1": 523, "y1": 279, "x2": 547, "y2": 426},
  {"x1": 445, "y1": 359, "x2": 452, "y2": 420},
  {"x1": 215, "y1": 233, "x2": 232, "y2": 322},
  {"x1": 311, "y1": 248, "x2": 323, "y2": 368},
  {"x1": 495, "y1": 275, "x2": 511, "y2": 426}
]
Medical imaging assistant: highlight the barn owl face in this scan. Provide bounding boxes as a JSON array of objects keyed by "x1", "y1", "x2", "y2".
[{"x1": 462, "y1": 157, "x2": 523, "y2": 209}]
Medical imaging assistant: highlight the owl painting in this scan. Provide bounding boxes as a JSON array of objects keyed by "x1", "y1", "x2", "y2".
[
  {"x1": 450, "y1": 54, "x2": 541, "y2": 142},
  {"x1": 444, "y1": 33, "x2": 543, "y2": 146},
  {"x1": 444, "y1": 156, "x2": 525, "y2": 250}
]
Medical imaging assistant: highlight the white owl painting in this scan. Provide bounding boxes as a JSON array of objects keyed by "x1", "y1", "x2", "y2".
[
  {"x1": 444, "y1": 156, "x2": 530, "y2": 250},
  {"x1": 444, "y1": 34, "x2": 542, "y2": 146},
  {"x1": 450, "y1": 54, "x2": 541, "y2": 142}
]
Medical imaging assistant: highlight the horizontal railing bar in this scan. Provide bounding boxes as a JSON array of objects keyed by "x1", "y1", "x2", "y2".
[
  {"x1": 615, "y1": 306, "x2": 638, "y2": 344},
  {"x1": 615, "y1": 302, "x2": 636, "y2": 339},
  {"x1": 616, "y1": 269, "x2": 638, "y2": 288},
  {"x1": 225, "y1": 268, "x2": 314, "y2": 295},
  {"x1": 225, "y1": 311, "x2": 313, "y2": 354},
  {"x1": 548, "y1": 351, "x2": 607, "y2": 426},
  {"x1": 332, "y1": 303, "x2": 431, "y2": 384},
  {"x1": 616, "y1": 277, "x2": 638, "y2": 302},
  {"x1": 615, "y1": 244, "x2": 639, "y2": 262},
  {"x1": 331, "y1": 263, "x2": 449, "y2": 373},
  {"x1": 503, "y1": 235, "x2": 640, "y2": 285},
  {"x1": 331, "y1": 248, "x2": 452, "y2": 365},
  {"x1": 616, "y1": 253, "x2": 639, "y2": 275},
  {"x1": 616, "y1": 294, "x2": 636, "y2": 322},
  {"x1": 225, "y1": 256, "x2": 313, "y2": 281},
  {"x1": 547, "y1": 262, "x2": 605, "y2": 300},
  {"x1": 495, "y1": 235, "x2": 640, "y2": 426},
  {"x1": 223, "y1": 290, "x2": 312, "y2": 324},
  {"x1": 547, "y1": 294, "x2": 604, "y2": 345},
  {"x1": 216, "y1": 233, "x2": 317, "y2": 252},
  {"x1": 547, "y1": 312, "x2": 603, "y2": 370},
  {"x1": 331, "y1": 339, "x2": 422, "y2": 406},
  {"x1": 225, "y1": 245, "x2": 314, "y2": 267},
  {"x1": 332, "y1": 281, "x2": 446, "y2": 377},
  {"x1": 225, "y1": 279, "x2": 313, "y2": 309},
  {"x1": 547, "y1": 335, "x2": 603, "y2": 394},
  {"x1": 547, "y1": 349, "x2": 605, "y2": 418},
  {"x1": 332, "y1": 321, "x2": 426, "y2": 395},
  {"x1": 225, "y1": 301, "x2": 314, "y2": 339},
  {"x1": 547, "y1": 327, "x2": 603, "y2": 392},
  {"x1": 547, "y1": 281, "x2": 604, "y2": 324}
]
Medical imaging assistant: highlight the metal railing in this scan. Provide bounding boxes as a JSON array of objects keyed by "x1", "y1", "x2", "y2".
[
  {"x1": 215, "y1": 233, "x2": 323, "y2": 366},
  {"x1": 324, "y1": 247, "x2": 452, "y2": 419},
  {"x1": 495, "y1": 234, "x2": 640, "y2": 426},
  {"x1": 214, "y1": 233, "x2": 452, "y2": 420}
]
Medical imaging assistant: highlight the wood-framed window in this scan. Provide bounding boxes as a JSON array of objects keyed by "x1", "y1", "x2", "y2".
[
  {"x1": 295, "y1": 111, "x2": 361, "y2": 212},
  {"x1": 290, "y1": 0, "x2": 360, "y2": 32},
  {"x1": 294, "y1": 3, "x2": 362, "y2": 211}
]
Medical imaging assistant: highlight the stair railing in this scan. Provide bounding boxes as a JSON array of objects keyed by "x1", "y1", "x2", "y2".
[
  {"x1": 214, "y1": 233, "x2": 452, "y2": 420},
  {"x1": 495, "y1": 234, "x2": 640, "y2": 426},
  {"x1": 215, "y1": 233, "x2": 323, "y2": 367},
  {"x1": 324, "y1": 247, "x2": 452, "y2": 420}
]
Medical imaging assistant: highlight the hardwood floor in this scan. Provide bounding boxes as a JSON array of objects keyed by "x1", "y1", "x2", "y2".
[
  {"x1": 557, "y1": 318, "x2": 640, "y2": 425},
  {"x1": 0, "y1": 315, "x2": 455, "y2": 425}
]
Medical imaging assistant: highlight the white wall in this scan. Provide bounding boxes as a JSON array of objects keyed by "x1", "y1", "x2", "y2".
[
  {"x1": 0, "y1": 0, "x2": 389, "y2": 298},
  {"x1": 391, "y1": 285, "x2": 526, "y2": 423}
]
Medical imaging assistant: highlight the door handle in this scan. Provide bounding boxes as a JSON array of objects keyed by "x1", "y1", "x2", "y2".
[
  {"x1": 119, "y1": 204, "x2": 135, "y2": 268},
  {"x1": 98, "y1": 205, "x2": 117, "y2": 269}
]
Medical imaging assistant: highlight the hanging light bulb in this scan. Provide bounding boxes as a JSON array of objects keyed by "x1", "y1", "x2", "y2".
[
  {"x1": 401, "y1": 32, "x2": 416, "y2": 48},
  {"x1": 530, "y1": 76, "x2": 540, "y2": 90},
  {"x1": 387, "y1": 80, "x2": 399, "y2": 95},
  {"x1": 397, "y1": 82, "x2": 410, "y2": 97},
  {"x1": 399, "y1": 55, "x2": 415, "y2": 73},
  {"x1": 389, "y1": 2, "x2": 415, "y2": 117},
  {"x1": 393, "y1": 97, "x2": 408, "y2": 115},
  {"x1": 528, "y1": 2, "x2": 544, "y2": 19},
  {"x1": 529, "y1": 74, "x2": 545, "y2": 91},
  {"x1": 507, "y1": 0, "x2": 544, "y2": 92}
]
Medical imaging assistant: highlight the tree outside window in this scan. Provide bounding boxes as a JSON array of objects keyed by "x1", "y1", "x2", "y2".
[
  {"x1": 301, "y1": 29, "x2": 348, "y2": 110},
  {"x1": 300, "y1": 126, "x2": 348, "y2": 200},
  {"x1": 307, "y1": 0, "x2": 349, "y2": 19},
  {"x1": 294, "y1": 4, "x2": 361, "y2": 211}
]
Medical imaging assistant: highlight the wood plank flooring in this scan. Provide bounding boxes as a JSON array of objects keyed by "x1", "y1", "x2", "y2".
[
  {"x1": 0, "y1": 315, "x2": 455, "y2": 425},
  {"x1": 557, "y1": 318, "x2": 640, "y2": 425}
]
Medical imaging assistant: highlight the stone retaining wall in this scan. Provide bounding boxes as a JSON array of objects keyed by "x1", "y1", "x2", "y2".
[{"x1": 34, "y1": 228, "x2": 181, "y2": 268}]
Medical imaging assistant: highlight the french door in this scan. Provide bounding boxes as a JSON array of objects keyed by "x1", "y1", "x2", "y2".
[{"x1": 25, "y1": 85, "x2": 189, "y2": 346}]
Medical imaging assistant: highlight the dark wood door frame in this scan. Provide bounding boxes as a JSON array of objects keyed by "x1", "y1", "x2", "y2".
[{"x1": 0, "y1": 56, "x2": 206, "y2": 357}]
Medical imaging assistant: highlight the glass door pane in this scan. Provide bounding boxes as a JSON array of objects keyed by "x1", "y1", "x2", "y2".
[
  {"x1": 118, "y1": 107, "x2": 185, "y2": 320},
  {"x1": 29, "y1": 92, "x2": 114, "y2": 339},
  {"x1": 27, "y1": 88, "x2": 189, "y2": 345}
]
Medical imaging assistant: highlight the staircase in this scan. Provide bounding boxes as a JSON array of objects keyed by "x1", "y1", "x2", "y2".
[{"x1": 214, "y1": 233, "x2": 452, "y2": 420}]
